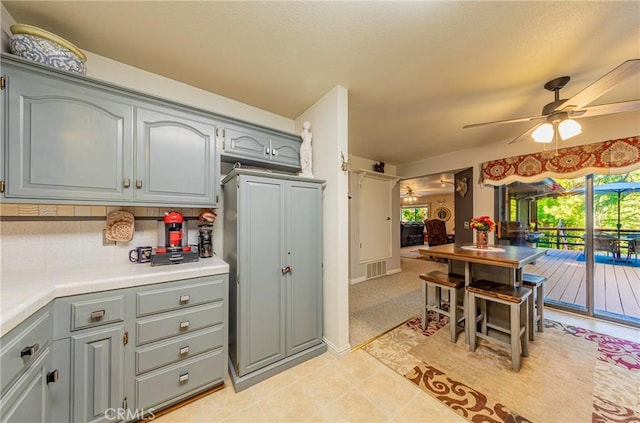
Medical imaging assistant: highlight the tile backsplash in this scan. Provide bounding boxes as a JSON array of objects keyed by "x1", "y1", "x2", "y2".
[
  {"x1": 0, "y1": 203, "x2": 204, "y2": 218},
  {"x1": 0, "y1": 206, "x2": 222, "y2": 272}
]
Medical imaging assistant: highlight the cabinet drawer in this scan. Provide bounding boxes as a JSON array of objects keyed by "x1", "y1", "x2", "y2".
[
  {"x1": 1, "y1": 308, "x2": 52, "y2": 393},
  {"x1": 135, "y1": 325, "x2": 224, "y2": 375},
  {"x1": 136, "y1": 276, "x2": 225, "y2": 317},
  {"x1": 136, "y1": 349, "x2": 224, "y2": 410},
  {"x1": 136, "y1": 303, "x2": 223, "y2": 346},
  {"x1": 71, "y1": 295, "x2": 125, "y2": 331}
]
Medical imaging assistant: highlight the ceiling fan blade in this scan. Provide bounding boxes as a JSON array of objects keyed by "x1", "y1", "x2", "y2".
[
  {"x1": 508, "y1": 123, "x2": 539, "y2": 144},
  {"x1": 463, "y1": 115, "x2": 545, "y2": 129},
  {"x1": 561, "y1": 59, "x2": 640, "y2": 110},
  {"x1": 573, "y1": 99, "x2": 640, "y2": 118}
]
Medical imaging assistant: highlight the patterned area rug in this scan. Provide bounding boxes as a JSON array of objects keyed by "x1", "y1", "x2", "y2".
[{"x1": 363, "y1": 314, "x2": 640, "y2": 423}]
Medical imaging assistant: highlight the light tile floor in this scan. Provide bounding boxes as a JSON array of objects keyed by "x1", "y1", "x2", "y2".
[{"x1": 155, "y1": 309, "x2": 639, "y2": 423}]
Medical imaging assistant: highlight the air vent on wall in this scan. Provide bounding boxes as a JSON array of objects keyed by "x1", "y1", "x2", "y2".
[{"x1": 366, "y1": 261, "x2": 387, "y2": 279}]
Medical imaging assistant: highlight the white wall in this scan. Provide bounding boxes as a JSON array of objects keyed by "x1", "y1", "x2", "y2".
[
  {"x1": 0, "y1": 4, "x2": 292, "y2": 133},
  {"x1": 295, "y1": 86, "x2": 351, "y2": 356},
  {"x1": 397, "y1": 113, "x2": 640, "y2": 222}
]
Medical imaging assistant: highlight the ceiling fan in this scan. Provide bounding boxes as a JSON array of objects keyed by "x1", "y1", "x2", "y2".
[{"x1": 463, "y1": 59, "x2": 640, "y2": 144}]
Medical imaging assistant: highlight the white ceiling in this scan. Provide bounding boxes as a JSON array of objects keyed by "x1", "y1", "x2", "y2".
[{"x1": 3, "y1": 1, "x2": 639, "y2": 165}]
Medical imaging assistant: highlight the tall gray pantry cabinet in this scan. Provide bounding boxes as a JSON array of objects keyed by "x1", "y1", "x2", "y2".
[{"x1": 223, "y1": 169, "x2": 326, "y2": 391}]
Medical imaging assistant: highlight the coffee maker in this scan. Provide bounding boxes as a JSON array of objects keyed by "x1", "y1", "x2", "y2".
[{"x1": 151, "y1": 211, "x2": 199, "y2": 266}]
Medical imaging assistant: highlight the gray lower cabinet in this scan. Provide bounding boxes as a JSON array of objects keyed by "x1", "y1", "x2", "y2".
[
  {"x1": 0, "y1": 273, "x2": 229, "y2": 422},
  {"x1": 132, "y1": 275, "x2": 227, "y2": 414},
  {"x1": 0, "y1": 345, "x2": 52, "y2": 423},
  {"x1": 221, "y1": 123, "x2": 301, "y2": 171},
  {"x1": 223, "y1": 169, "x2": 325, "y2": 391},
  {"x1": 71, "y1": 325, "x2": 126, "y2": 423},
  {"x1": 0, "y1": 305, "x2": 59, "y2": 423},
  {"x1": 54, "y1": 291, "x2": 128, "y2": 423}
]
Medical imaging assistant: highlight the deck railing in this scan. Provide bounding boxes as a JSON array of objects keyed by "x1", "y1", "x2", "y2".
[{"x1": 535, "y1": 226, "x2": 640, "y2": 254}]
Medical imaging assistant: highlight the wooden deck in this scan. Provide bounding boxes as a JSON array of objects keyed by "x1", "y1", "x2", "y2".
[{"x1": 524, "y1": 249, "x2": 640, "y2": 321}]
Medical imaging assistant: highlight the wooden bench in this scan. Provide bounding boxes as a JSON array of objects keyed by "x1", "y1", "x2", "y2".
[
  {"x1": 467, "y1": 280, "x2": 531, "y2": 371},
  {"x1": 522, "y1": 272, "x2": 547, "y2": 340},
  {"x1": 419, "y1": 271, "x2": 465, "y2": 343}
]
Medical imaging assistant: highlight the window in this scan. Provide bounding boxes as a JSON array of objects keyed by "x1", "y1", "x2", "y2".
[{"x1": 401, "y1": 206, "x2": 429, "y2": 223}]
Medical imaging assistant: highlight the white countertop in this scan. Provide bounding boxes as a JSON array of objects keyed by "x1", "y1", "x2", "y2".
[{"x1": 0, "y1": 256, "x2": 229, "y2": 337}]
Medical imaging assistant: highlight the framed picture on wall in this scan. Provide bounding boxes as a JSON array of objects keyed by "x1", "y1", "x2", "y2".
[{"x1": 435, "y1": 207, "x2": 451, "y2": 221}]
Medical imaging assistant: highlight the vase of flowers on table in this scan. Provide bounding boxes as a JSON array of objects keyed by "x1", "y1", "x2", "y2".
[{"x1": 470, "y1": 216, "x2": 495, "y2": 249}]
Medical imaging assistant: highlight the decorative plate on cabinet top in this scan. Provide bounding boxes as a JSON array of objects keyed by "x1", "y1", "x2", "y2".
[{"x1": 9, "y1": 24, "x2": 87, "y2": 74}]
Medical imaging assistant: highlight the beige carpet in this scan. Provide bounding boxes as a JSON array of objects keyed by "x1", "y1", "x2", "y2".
[
  {"x1": 363, "y1": 316, "x2": 640, "y2": 423},
  {"x1": 349, "y1": 257, "x2": 446, "y2": 347}
]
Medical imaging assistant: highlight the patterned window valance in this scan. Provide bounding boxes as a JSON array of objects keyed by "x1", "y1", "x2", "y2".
[{"x1": 480, "y1": 136, "x2": 640, "y2": 186}]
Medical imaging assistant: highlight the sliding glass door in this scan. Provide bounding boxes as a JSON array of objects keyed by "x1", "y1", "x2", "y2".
[{"x1": 498, "y1": 170, "x2": 640, "y2": 327}]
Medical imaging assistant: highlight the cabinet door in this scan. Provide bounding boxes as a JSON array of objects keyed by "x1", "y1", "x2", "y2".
[
  {"x1": 286, "y1": 181, "x2": 323, "y2": 355},
  {"x1": 269, "y1": 135, "x2": 301, "y2": 169},
  {"x1": 237, "y1": 176, "x2": 286, "y2": 375},
  {"x1": 0, "y1": 347, "x2": 51, "y2": 423},
  {"x1": 4, "y1": 67, "x2": 134, "y2": 202},
  {"x1": 135, "y1": 107, "x2": 218, "y2": 205},
  {"x1": 222, "y1": 125, "x2": 271, "y2": 163},
  {"x1": 72, "y1": 325, "x2": 125, "y2": 423}
]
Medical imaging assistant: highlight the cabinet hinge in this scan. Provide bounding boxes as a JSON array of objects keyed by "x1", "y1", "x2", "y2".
[
  {"x1": 222, "y1": 139, "x2": 226, "y2": 150},
  {"x1": 0, "y1": 180, "x2": 5, "y2": 193},
  {"x1": 236, "y1": 362, "x2": 240, "y2": 375},
  {"x1": 236, "y1": 277, "x2": 239, "y2": 285},
  {"x1": 123, "y1": 331, "x2": 129, "y2": 345},
  {"x1": 216, "y1": 194, "x2": 219, "y2": 203},
  {"x1": 0, "y1": 76, "x2": 5, "y2": 90},
  {"x1": 123, "y1": 397, "x2": 128, "y2": 411}
]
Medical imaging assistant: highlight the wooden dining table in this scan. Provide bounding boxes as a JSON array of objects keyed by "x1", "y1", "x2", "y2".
[
  {"x1": 418, "y1": 243, "x2": 547, "y2": 285},
  {"x1": 417, "y1": 243, "x2": 548, "y2": 343}
]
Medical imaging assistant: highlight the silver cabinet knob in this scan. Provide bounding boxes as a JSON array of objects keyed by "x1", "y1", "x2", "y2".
[
  {"x1": 20, "y1": 343, "x2": 39, "y2": 358},
  {"x1": 90, "y1": 310, "x2": 105, "y2": 319}
]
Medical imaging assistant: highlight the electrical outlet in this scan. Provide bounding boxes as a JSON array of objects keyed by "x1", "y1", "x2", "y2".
[{"x1": 103, "y1": 229, "x2": 116, "y2": 246}]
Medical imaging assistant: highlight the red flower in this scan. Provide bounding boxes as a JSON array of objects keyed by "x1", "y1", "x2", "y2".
[{"x1": 470, "y1": 216, "x2": 495, "y2": 232}]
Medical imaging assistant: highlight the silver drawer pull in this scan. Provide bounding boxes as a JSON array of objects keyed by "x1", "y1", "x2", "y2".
[
  {"x1": 47, "y1": 370, "x2": 59, "y2": 384},
  {"x1": 179, "y1": 372, "x2": 189, "y2": 383},
  {"x1": 180, "y1": 321, "x2": 190, "y2": 329},
  {"x1": 90, "y1": 310, "x2": 105, "y2": 319},
  {"x1": 179, "y1": 346, "x2": 189, "y2": 355},
  {"x1": 179, "y1": 295, "x2": 190, "y2": 304},
  {"x1": 20, "y1": 343, "x2": 39, "y2": 358}
]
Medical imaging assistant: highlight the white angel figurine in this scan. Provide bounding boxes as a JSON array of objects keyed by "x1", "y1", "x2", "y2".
[{"x1": 299, "y1": 121, "x2": 313, "y2": 178}]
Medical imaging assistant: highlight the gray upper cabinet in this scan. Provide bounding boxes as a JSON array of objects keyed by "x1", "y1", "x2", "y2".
[
  {"x1": 221, "y1": 124, "x2": 301, "y2": 171},
  {"x1": 135, "y1": 107, "x2": 218, "y2": 205},
  {"x1": 1, "y1": 54, "x2": 304, "y2": 205},
  {"x1": 224, "y1": 170, "x2": 325, "y2": 391},
  {"x1": 3, "y1": 62, "x2": 134, "y2": 203},
  {"x1": 1, "y1": 55, "x2": 230, "y2": 207}
]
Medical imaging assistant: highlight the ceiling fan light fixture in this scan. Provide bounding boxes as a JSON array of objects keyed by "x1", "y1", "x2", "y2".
[
  {"x1": 404, "y1": 188, "x2": 417, "y2": 203},
  {"x1": 532, "y1": 123, "x2": 554, "y2": 143},
  {"x1": 558, "y1": 118, "x2": 582, "y2": 140}
]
